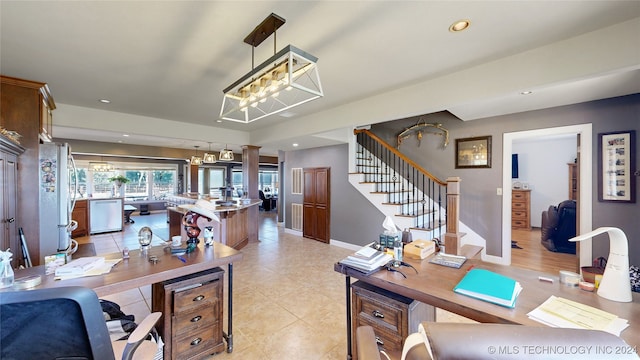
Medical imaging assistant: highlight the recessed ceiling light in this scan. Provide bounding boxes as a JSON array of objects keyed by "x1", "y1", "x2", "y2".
[
  {"x1": 216, "y1": 119, "x2": 223, "y2": 123},
  {"x1": 99, "y1": 99, "x2": 111, "y2": 104},
  {"x1": 292, "y1": 143, "x2": 299, "y2": 147},
  {"x1": 520, "y1": 91, "x2": 533, "y2": 95},
  {"x1": 449, "y1": 19, "x2": 471, "y2": 32},
  {"x1": 122, "y1": 134, "x2": 129, "y2": 137}
]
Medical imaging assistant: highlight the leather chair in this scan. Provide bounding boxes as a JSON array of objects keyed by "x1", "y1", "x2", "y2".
[
  {"x1": 540, "y1": 199, "x2": 577, "y2": 254},
  {"x1": 0, "y1": 286, "x2": 162, "y2": 360},
  {"x1": 357, "y1": 322, "x2": 638, "y2": 360}
]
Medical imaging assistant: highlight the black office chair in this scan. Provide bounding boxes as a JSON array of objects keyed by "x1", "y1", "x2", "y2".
[{"x1": 0, "y1": 286, "x2": 161, "y2": 360}]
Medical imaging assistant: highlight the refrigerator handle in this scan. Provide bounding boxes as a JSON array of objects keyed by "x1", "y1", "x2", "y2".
[{"x1": 69, "y1": 154, "x2": 78, "y2": 213}]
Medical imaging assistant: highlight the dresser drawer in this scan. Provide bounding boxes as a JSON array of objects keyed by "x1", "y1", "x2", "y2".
[
  {"x1": 512, "y1": 219, "x2": 528, "y2": 228},
  {"x1": 172, "y1": 322, "x2": 224, "y2": 360},
  {"x1": 512, "y1": 201, "x2": 527, "y2": 210},
  {"x1": 512, "y1": 191, "x2": 527, "y2": 201},
  {"x1": 512, "y1": 210, "x2": 527, "y2": 220},
  {"x1": 173, "y1": 305, "x2": 218, "y2": 337},
  {"x1": 173, "y1": 279, "x2": 220, "y2": 313}
]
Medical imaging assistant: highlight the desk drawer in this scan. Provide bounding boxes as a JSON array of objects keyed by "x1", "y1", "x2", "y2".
[
  {"x1": 173, "y1": 305, "x2": 217, "y2": 337},
  {"x1": 356, "y1": 292, "x2": 404, "y2": 334},
  {"x1": 172, "y1": 323, "x2": 224, "y2": 360},
  {"x1": 357, "y1": 316, "x2": 404, "y2": 352},
  {"x1": 173, "y1": 279, "x2": 220, "y2": 313}
]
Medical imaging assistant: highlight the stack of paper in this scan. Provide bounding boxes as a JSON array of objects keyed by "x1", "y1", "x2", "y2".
[
  {"x1": 527, "y1": 296, "x2": 629, "y2": 336},
  {"x1": 453, "y1": 268, "x2": 522, "y2": 308},
  {"x1": 340, "y1": 243, "x2": 392, "y2": 273},
  {"x1": 54, "y1": 256, "x2": 121, "y2": 280},
  {"x1": 55, "y1": 257, "x2": 106, "y2": 276}
]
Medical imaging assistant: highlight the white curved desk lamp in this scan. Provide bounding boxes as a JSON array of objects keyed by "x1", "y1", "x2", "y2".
[{"x1": 570, "y1": 227, "x2": 632, "y2": 303}]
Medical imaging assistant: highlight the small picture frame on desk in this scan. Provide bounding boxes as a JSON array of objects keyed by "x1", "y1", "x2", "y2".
[{"x1": 598, "y1": 130, "x2": 636, "y2": 203}]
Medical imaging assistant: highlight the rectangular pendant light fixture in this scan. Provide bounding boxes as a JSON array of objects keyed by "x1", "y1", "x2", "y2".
[{"x1": 219, "y1": 14, "x2": 323, "y2": 123}]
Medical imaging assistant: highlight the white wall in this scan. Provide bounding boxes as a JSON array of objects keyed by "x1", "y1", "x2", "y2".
[{"x1": 512, "y1": 136, "x2": 577, "y2": 227}]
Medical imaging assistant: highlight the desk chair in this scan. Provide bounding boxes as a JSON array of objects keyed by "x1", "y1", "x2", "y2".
[
  {"x1": 357, "y1": 323, "x2": 638, "y2": 360},
  {"x1": 0, "y1": 286, "x2": 161, "y2": 360}
]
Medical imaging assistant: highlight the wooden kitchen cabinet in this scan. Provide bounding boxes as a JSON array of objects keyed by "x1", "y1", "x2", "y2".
[
  {"x1": 71, "y1": 199, "x2": 88, "y2": 237},
  {"x1": 152, "y1": 267, "x2": 225, "y2": 360}
]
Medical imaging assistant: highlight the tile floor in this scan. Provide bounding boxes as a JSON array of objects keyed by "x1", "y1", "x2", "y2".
[{"x1": 75, "y1": 211, "x2": 472, "y2": 359}]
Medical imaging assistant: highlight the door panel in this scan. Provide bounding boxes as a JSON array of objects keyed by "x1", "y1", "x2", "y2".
[{"x1": 302, "y1": 168, "x2": 330, "y2": 243}]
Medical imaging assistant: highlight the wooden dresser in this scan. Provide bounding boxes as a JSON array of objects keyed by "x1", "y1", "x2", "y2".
[
  {"x1": 351, "y1": 281, "x2": 433, "y2": 359},
  {"x1": 152, "y1": 267, "x2": 225, "y2": 360},
  {"x1": 511, "y1": 189, "x2": 531, "y2": 230}
]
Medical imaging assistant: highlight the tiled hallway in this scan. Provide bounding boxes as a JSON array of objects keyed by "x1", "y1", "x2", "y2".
[{"x1": 76, "y1": 210, "x2": 471, "y2": 359}]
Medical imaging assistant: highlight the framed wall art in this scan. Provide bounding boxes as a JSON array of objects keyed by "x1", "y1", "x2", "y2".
[
  {"x1": 455, "y1": 136, "x2": 492, "y2": 169},
  {"x1": 598, "y1": 130, "x2": 636, "y2": 203}
]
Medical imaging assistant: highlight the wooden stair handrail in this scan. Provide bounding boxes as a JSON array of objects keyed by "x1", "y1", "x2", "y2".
[{"x1": 354, "y1": 128, "x2": 446, "y2": 186}]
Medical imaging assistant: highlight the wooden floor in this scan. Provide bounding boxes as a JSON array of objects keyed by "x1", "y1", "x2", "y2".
[{"x1": 510, "y1": 227, "x2": 578, "y2": 275}]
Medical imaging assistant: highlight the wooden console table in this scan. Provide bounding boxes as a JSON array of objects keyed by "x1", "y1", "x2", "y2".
[
  {"x1": 335, "y1": 255, "x2": 639, "y2": 359},
  {"x1": 4, "y1": 241, "x2": 243, "y2": 357}
]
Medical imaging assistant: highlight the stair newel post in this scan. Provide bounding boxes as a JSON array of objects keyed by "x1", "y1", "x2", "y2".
[{"x1": 444, "y1": 177, "x2": 462, "y2": 255}]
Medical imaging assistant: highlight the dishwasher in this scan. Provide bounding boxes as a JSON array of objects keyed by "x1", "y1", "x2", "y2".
[{"x1": 89, "y1": 198, "x2": 123, "y2": 234}]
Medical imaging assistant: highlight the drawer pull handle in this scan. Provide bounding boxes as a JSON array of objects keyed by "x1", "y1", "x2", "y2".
[
  {"x1": 372, "y1": 310, "x2": 384, "y2": 318},
  {"x1": 375, "y1": 336, "x2": 384, "y2": 346},
  {"x1": 193, "y1": 295, "x2": 205, "y2": 302},
  {"x1": 191, "y1": 337, "x2": 202, "y2": 346},
  {"x1": 190, "y1": 315, "x2": 202, "y2": 322}
]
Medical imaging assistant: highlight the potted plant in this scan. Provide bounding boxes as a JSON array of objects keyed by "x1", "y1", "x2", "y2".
[{"x1": 108, "y1": 175, "x2": 130, "y2": 187}]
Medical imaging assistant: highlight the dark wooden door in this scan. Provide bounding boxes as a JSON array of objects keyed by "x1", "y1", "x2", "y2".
[{"x1": 303, "y1": 167, "x2": 330, "y2": 243}]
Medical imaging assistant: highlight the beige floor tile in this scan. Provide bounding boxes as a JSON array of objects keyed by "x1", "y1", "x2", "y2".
[{"x1": 81, "y1": 211, "x2": 474, "y2": 359}]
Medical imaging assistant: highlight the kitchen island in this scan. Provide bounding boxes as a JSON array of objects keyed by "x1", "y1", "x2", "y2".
[{"x1": 167, "y1": 197, "x2": 261, "y2": 250}]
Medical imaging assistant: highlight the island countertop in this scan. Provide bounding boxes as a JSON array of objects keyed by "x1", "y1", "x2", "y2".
[
  {"x1": 172, "y1": 199, "x2": 262, "y2": 214},
  {"x1": 167, "y1": 199, "x2": 261, "y2": 250}
]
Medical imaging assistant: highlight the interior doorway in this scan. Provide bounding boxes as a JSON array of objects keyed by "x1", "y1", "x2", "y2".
[{"x1": 502, "y1": 124, "x2": 593, "y2": 268}]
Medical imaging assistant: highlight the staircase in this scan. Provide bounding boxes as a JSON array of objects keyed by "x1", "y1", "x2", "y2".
[{"x1": 349, "y1": 129, "x2": 464, "y2": 253}]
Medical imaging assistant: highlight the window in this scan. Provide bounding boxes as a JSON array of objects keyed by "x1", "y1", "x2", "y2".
[
  {"x1": 259, "y1": 169, "x2": 278, "y2": 196},
  {"x1": 75, "y1": 160, "x2": 178, "y2": 200}
]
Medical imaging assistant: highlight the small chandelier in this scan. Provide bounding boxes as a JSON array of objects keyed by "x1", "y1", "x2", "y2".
[
  {"x1": 219, "y1": 145, "x2": 234, "y2": 161},
  {"x1": 220, "y1": 13, "x2": 323, "y2": 123},
  {"x1": 203, "y1": 142, "x2": 217, "y2": 164},
  {"x1": 191, "y1": 146, "x2": 203, "y2": 166},
  {"x1": 89, "y1": 161, "x2": 114, "y2": 172}
]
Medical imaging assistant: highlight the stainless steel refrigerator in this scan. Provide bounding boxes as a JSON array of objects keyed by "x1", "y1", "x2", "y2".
[{"x1": 38, "y1": 142, "x2": 78, "y2": 263}]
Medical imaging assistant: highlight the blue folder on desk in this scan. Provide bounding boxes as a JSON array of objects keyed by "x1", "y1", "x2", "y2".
[{"x1": 453, "y1": 268, "x2": 522, "y2": 308}]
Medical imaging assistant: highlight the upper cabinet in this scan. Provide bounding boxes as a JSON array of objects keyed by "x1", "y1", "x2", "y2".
[
  {"x1": 1, "y1": 75, "x2": 56, "y2": 143},
  {"x1": 1, "y1": 75, "x2": 56, "y2": 265}
]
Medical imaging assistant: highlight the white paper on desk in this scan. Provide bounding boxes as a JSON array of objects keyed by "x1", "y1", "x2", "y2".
[
  {"x1": 527, "y1": 295, "x2": 629, "y2": 336},
  {"x1": 55, "y1": 259, "x2": 122, "y2": 280}
]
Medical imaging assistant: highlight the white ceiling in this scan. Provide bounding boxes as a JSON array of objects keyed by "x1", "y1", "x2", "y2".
[{"x1": 1, "y1": 1, "x2": 639, "y2": 156}]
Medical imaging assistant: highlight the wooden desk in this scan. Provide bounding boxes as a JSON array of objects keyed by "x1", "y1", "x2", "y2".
[
  {"x1": 6, "y1": 241, "x2": 243, "y2": 355},
  {"x1": 335, "y1": 256, "x2": 639, "y2": 359}
]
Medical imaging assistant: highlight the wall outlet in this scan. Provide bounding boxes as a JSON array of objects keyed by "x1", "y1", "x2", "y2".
[{"x1": 496, "y1": 188, "x2": 503, "y2": 196}]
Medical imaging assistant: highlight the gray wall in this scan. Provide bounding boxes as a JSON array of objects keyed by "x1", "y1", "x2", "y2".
[
  {"x1": 282, "y1": 144, "x2": 384, "y2": 247},
  {"x1": 282, "y1": 94, "x2": 639, "y2": 266},
  {"x1": 371, "y1": 94, "x2": 639, "y2": 265}
]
